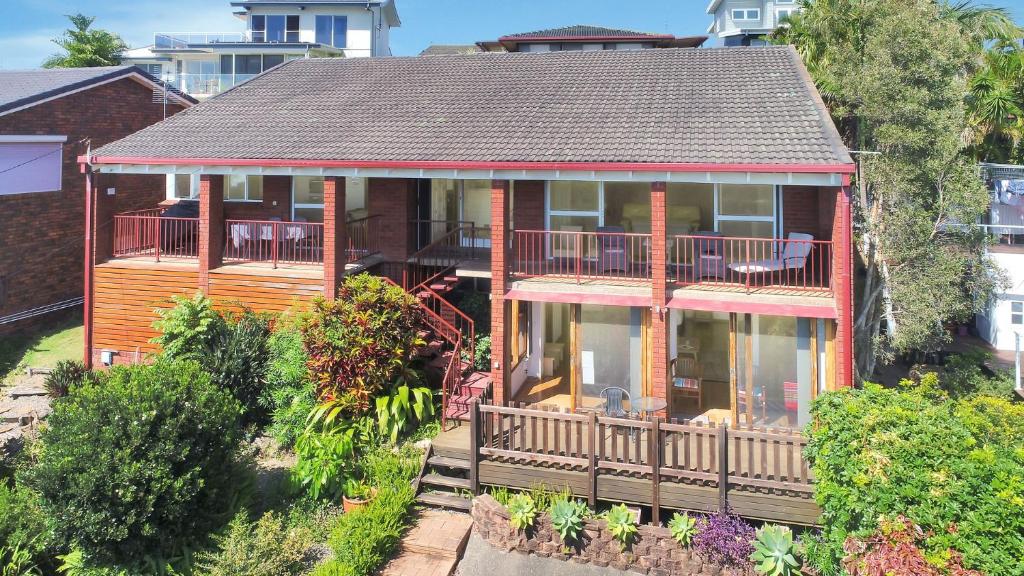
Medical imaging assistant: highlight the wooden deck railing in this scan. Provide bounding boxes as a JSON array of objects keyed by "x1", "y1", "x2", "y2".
[
  {"x1": 470, "y1": 401, "x2": 815, "y2": 524},
  {"x1": 113, "y1": 211, "x2": 199, "y2": 261}
]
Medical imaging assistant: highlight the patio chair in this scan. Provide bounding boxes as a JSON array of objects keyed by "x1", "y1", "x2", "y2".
[
  {"x1": 671, "y1": 355, "x2": 703, "y2": 411},
  {"x1": 737, "y1": 385, "x2": 767, "y2": 423},
  {"x1": 727, "y1": 232, "x2": 814, "y2": 280},
  {"x1": 599, "y1": 386, "x2": 633, "y2": 419},
  {"x1": 597, "y1": 225, "x2": 630, "y2": 274},
  {"x1": 784, "y1": 381, "x2": 799, "y2": 425}
]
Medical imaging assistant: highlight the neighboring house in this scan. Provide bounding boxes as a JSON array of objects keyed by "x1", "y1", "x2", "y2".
[
  {"x1": 0, "y1": 66, "x2": 194, "y2": 333},
  {"x1": 976, "y1": 163, "x2": 1024, "y2": 353},
  {"x1": 124, "y1": 0, "x2": 400, "y2": 99},
  {"x1": 706, "y1": 0, "x2": 800, "y2": 46},
  {"x1": 420, "y1": 25, "x2": 706, "y2": 55}
]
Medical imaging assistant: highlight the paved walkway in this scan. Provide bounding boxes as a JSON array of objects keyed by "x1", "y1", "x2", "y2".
[
  {"x1": 382, "y1": 510, "x2": 473, "y2": 576},
  {"x1": 455, "y1": 534, "x2": 626, "y2": 576}
]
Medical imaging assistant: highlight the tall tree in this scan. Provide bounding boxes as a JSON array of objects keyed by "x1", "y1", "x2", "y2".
[
  {"x1": 773, "y1": 0, "x2": 1015, "y2": 379},
  {"x1": 43, "y1": 14, "x2": 127, "y2": 69}
]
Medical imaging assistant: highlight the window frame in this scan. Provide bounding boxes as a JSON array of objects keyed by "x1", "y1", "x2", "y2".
[
  {"x1": 315, "y1": 15, "x2": 348, "y2": 48},
  {"x1": 731, "y1": 8, "x2": 761, "y2": 21},
  {"x1": 1012, "y1": 300, "x2": 1023, "y2": 325},
  {"x1": 224, "y1": 175, "x2": 264, "y2": 203},
  {"x1": 0, "y1": 137, "x2": 65, "y2": 196}
]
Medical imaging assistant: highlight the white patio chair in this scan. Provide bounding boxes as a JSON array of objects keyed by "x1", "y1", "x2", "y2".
[{"x1": 727, "y1": 232, "x2": 814, "y2": 276}]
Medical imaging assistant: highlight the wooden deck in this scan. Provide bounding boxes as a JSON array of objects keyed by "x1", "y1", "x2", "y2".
[{"x1": 435, "y1": 402, "x2": 819, "y2": 525}]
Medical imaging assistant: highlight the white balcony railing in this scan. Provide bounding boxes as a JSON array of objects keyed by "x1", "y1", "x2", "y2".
[
  {"x1": 166, "y1": 73, "x2": 257, "y2": 96},
  {"x1": 154, "y1": 32, "x2": 248, "y2": 49}
]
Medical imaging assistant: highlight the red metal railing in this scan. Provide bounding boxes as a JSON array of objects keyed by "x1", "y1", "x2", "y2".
[
  {"x1": 113, "y1": 211, "x2": 199, "y2": 261},
  {"x1": 402, "y1": 225, "x2": 481, "y2": 290},
  {"x1": 346, "y1": 215, "x2": 381, "y2": 264},
  {"x1": 414, "y1": 282, "x2": 476, "y2": 366},
  {"x1": 671, "y1": 235, "x2": 833, "y2": 292},
  {"x1": 511, "y1": 229, "x2": 653, "y2": 283},
  {"x1": 223, "y1": 219, "x2": 324, "y2": 267}
]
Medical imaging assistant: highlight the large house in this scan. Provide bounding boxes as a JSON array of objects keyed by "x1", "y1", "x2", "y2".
[
  {"x1": 81, "y1": 45, "x2": 854, "y2": 421},
  {"x1": 420, "y1": 24, "x2": 707, "y2": 56},
  {"x1": 976, "y1": 163, "x2": 1024, "y2": 354},
  {"x1": 124, "y1": 0, "x2": 400, "y2": 99},
  {"x1": 706, "y1": 0, "x2": 800, "y2": 46},
  {"x1": 0, "y1": 66, "x2": 193, "y2": 333}
]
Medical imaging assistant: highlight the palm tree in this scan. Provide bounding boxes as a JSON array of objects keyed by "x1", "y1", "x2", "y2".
[
  {"x1": 43, "y1": 14, "x2": 127, "y2": 69},
  {"x1": 966, "y1": 46, "x2": 1024, "y2": 162}
]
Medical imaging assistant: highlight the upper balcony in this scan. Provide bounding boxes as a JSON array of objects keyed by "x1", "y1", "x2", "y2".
[{"x1": 154, "y1": 32, "x2": 249, "y2": 49}]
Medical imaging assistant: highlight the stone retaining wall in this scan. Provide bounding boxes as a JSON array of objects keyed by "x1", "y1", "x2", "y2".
[{"x1": 471, "y1": 495, "x2": 748, "y2": 576}]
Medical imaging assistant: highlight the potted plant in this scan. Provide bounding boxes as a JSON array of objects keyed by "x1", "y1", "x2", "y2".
[{"x1": 342, "y1": 475, "x2": 377, "y2": 513}]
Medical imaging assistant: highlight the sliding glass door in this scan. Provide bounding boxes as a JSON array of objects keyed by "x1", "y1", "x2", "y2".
[{"x1": 576, "y1": 305, "x2": 646, "y2": 411}]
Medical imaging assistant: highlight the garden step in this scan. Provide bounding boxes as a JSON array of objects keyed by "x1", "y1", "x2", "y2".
[
  {"x1": 416, "y1": 491, "x2": 472, "y2": 511},
  {"x1": 417, "y1": 340, "x2": 444, "y2": 358},
  {"x1": 421, "y1": 473, "x2": 471, "y2": 490},
  {"x1": 427, "y1": 455, "x2": 470, "y2": 470},
  {"x1": 461, "y1": 372, "x2": 492, "y2": 392}
]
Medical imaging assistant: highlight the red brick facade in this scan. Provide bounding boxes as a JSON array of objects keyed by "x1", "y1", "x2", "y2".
[
  {"x1": 512, "y1": 180, "x2": 545, "y2": 231},
  {"x1": 198, "y1": 175, "x2": 225, "y2": 292},
  {"x1": 650, "y1": 182, "x2": 668, "y2": 409},
  {"x1": 323, "y1": 177, "x2": 346, "y2": 298},
  {"x1": 0, "y1": 76, "x2": 187, "y2": 332},
  {"x1": 782, "y1": 185, "x2": 823, "y2": 239},
  {"x1": 490, "y1": 180, "x2": 511, "y2": 405},
  {"x1": 367, "y1": 178, "x2": 417, "y2": 261}
]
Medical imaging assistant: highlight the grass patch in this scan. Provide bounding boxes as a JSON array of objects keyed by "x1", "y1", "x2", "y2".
[{"x1": 0, "y1": 309, "x2": 83, "y2": 384}]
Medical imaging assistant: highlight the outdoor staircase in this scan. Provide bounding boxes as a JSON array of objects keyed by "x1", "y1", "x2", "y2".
[{"x1": 414, "y1": 442, "x2": 474, "y2": 511}]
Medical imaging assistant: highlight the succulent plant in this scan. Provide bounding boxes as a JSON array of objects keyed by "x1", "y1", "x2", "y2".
[
  {"x1": 506, "y1": 494, "x2": 537, "y2": 531},
  {"x1": 604, "y1": 504, "x2": 639, "y2": 550},
  {"x1": 750, "y1": 524, "x2": 803, "y2": 576},
  {"x1": 549, "y1": 500, "x2": 585, "y2": 544},
  {"x1": 668, "y1": 512, "x2": 698, "y2": 547}
]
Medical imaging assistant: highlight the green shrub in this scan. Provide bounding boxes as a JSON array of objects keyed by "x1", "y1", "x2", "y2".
[
  {"x1": 373, "y1": 384, "x2": 435, "y2": 443},
  {"x1": 196, "y1": 511, "x2": 311, "y2": 576},
  {"x1": 507, "y1": 494, "x2": 537, "y2": 531},
  {"x1": 325, "y1": 446, "x2": 419, "y2": 576},
  {"x1": 302, "y1": 275, "x2": 422, "y2": 416},
  {"x1": 473, "y1": 335, "x2": 491, "y2": 372},
  {"x1": 152, "y1": 293, "x2": 226, "y2": 359},
  {"x1": 750, "y1": 525, "x2": 802, "y2": 576},
  {"x1": 43, "y1": 360, "x2": 88, "y2": 398},
  {"x1": 309, "y1": 560, "x2": 355, "y2": 576},
  {"x1": 202, "y1": 311, "x2": 272, "y2": 427},
  {"x1": 293, "y1": 424, "x2": 357, "y2": 501},
  {"x1": 938, "y1": 350, "x2": 1014, "y2": 399},
  {"x1": 667, "y1": 512, "x2": 697, "y2": 547},
  {"x1": 0, "y1": 483, "x2": 50, "y2": 562},
  {"x1": 604, "y1": 504, "x2": 638, "y2": 550},
  {"x1": 1, "y1": 542, "x2": 38, "y2": 576},
  {"x1": 23, "y1": 360, "x2": 244, "y2": 566},
  {"x1": 262, "y1": 328, "x2": 315, "y2": 449},
  {"x1": 806, "y1": 383, "x2": 1024, "y2": 576}
]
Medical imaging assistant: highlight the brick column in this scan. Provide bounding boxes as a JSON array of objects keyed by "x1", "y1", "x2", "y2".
[
  {"x1": 490, "y1": 179, "x2": 511, "y2": 406},
  {"x1": 835, "y1": 185, "x2": 854, "y2": 387},
  {"x1": 198, "y1": 175, "x2": 224, "y2": 293},
  {"x1": 323, "y1": 177, "x2": 347, "y2": 298},
  {"x1": 650, "y1": 182, "x2": 669, "y2": 410}
]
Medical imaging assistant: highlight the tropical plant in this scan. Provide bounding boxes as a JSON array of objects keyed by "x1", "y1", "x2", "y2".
[
  {"x1": 262, "y1": 327, "x2": 316, "y2": 449},
  {"x1": 668, "y1": 512, "x2": 698, "y2": 547},
  {"x1": 292, "y1": 423, "x2": 357, "y2": 501},
  {"x1": 472, "y1": 335, "x2": 491, "y2": 372},
  {"x1": 151, "y1": 293, "x2": 226, "y2": 359},
  {"x1": 374, "y1": 384, "x2": 435, "y2": 443},
  {"x1": 302, "y1": 275, "x2": 423, "y2": 416},
  {"x1": 202, "y1": 310, "x2": 272, "y2": 427},
  {"x1": 43, "y1": 360, "x2": 88, "y2": 398},
  {"x1": 692, "y1": 510, "x2": 755, "y2": 568},
  {"x1": 506, "y1": 494, "x2": 537, "y2": 531},
  {"x1": 0, "y1": 543, "x2": 38, "y2": 576},
  {"x1": 751, "y1": 525, "x2": 803, "y2": 576},
  {"x1": 604, "y1": 504, "x2": 638, "y2": 550},
  {"x1": 806, "y1": 384, "x2": 1024, "y2": 576},
  {"x1": 772, "y1": 0, "x2": 1013, "y2": 378},
  {"x1": 549, "y1": 500, "x2": 585, "y2": 545},
  {"x1": 842, "y1": 516, "x2": 982, "y2": 576},
  {"x1": 22, "y1": 360, "x2": 244, "y2": 566},
  {"x1": 196, "y1": 511, "x2": 311, "y2": 576},
  {"x1": 42, "y1": 14, "x2": 127, "y2": 68}
]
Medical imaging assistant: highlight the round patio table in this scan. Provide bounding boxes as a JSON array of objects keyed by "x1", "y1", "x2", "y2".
[{"x1": 636, "y1": 396, "x2": 668, "y2": 420}]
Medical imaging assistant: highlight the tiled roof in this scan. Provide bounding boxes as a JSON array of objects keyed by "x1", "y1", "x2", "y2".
[
  {"x1": 0, "y1": 66, "x2": 195, "y2": 116},
  {"x1": 419, "y1": 44, "x2": 483, "y2": 56},
  {"x1": 502, "y1": 25, "x2": 672, "y2": 39},
  {"x1": 92, "y1": 47, "x2": 852, "y2": 168}
]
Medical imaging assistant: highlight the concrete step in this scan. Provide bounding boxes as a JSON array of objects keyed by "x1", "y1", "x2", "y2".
[{"x1": 421, "y1": 473, "x2": 471, "y2": 491}]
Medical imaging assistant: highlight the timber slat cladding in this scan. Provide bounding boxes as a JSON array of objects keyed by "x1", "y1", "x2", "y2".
[
  {"x1": 93, "y1": 265, "x2": 199, "y2": 354},
  {"x1": 207, "y1": 270, "x2": 322, "y2": 314}
]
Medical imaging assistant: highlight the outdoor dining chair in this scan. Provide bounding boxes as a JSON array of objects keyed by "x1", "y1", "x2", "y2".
[{"x1": 597, "y1": 225, "x2": 630, "y2": 274}]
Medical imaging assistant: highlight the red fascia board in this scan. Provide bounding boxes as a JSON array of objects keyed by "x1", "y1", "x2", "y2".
[
  {"x1": 497, "y1": 34, "x2": 676, "y2": 42},
  {"x1": 82, "y1": 156, "x2": 857, "y2": 175}
]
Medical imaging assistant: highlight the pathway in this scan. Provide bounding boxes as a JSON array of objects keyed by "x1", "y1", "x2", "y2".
[{"x1": 382, "y1": 510, "x2": 473, "y2": 576}]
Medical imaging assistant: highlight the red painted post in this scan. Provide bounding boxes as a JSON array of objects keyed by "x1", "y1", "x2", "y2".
[
  {"x1": 83, "y1": 167, "x2": 94, "y2": 369},
  {"x1": 154, "y1": 216, "x2": 162, "y2": 263}
]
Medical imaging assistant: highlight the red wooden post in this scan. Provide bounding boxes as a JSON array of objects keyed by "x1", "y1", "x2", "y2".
[{"x1": 83, "y1": 168, "x2": 94, "y2": 369}]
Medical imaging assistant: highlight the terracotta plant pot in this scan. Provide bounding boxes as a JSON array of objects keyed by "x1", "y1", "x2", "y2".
[{"x1": 342, "y1": 487, "x2": 378, "y2": 513}]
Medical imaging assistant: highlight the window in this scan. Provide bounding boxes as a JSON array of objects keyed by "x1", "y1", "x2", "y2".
[
  {"x1": 731, "y1": 8, "x2": 761, "y2": 20},
  {"x1": 263, "y1": 54, "x2": 284, "y2": 69},
  {"x1": 237, "y1": 55, "x2": 263, "y2": 75},
  {"x1": 292, "y1": 177, "x2": 367, "y2": 223},
  {"x1": 0, "y1": 138, "x2": 64, "y2": 196},
  {"x1": 1012, "y1": 301, "x2": 1023, "y2": 325},
  {"x1": 253, "y1": 15, "x2": 298, "y2": 43},
  {"x1": 250, "y1": 15, "x2": 265, "y2": 42},
  {"x1": 778, "y1": 9, "x2": 794, "y2": 21},
  {"x1": 511, "y1": 300, "x2": 531, "y2": 366},
  {"x1": 225, "y1": 175, "x2": 264, "y2": 201},
  {"x1": 172, "y1": 174, "x2": 197, "y2": 199},
  {"x1": 316, "y1": 15, "x2": 348, "y2": 48}
]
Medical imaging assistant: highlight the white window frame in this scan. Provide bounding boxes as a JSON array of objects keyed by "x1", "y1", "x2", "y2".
[
  {"x1": 732, "y1": 8, "x2": 761, "y2": 21},
  {"x1": 170, "y1": 174, "x2": 198, "y2": 199},
  {"x1": 778, "y1": 9, "x2": 793, "y2": 21},
  {"x1": 224, "y1": 174, "x2": 263, "y2": 203},
  {"x1": 714, "y1": 184, "x2": 780, "y2": 239},
  {"x1": 1012, "y1": 300, "x2": 1023, "y2": 325}
]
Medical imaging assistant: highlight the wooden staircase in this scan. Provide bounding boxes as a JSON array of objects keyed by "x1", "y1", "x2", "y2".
[{"x1": 414, "y1": 438, "x2": 474, "y2": 511}]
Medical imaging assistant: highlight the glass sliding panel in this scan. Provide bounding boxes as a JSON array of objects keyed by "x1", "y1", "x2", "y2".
[
  {"x1": 333, "y1": 16, "x2": 348, "y2": 48},
  {"x1": 285, "y1": 15, "x2": 300, "y2": 42},
  {"x1": 226, "y1": 174, "x2": 247, "y2": 200},
  {"x1": 315, "y1": 15, "x2": 332, "y2": 45},
  {"x1": 461, "y1": 180, "x2": 492, "y2": 244},
  {"x1": 293, "y1": 176, "x2": 324, "y2": 222},
  {"x1": 263, "y1": 54, "x2": 284, "y2": 69},
  {"x1": 346, "y1": 177, "x2": 366, "y2": 216},
  {"x1": 238, "y1": 55, "x2": 262, "y2": 75},
  {"x1": 718, "y1": 220, "x2": 775, "y2": 239},
  {"x1": 735, "y1": 315, "x2": 810, "y2": 428},
  {"x1": 719, "y1": 184, "x2": 774, "y2": 217},
  {"x1": 251, "y1": 15, "x2": 266, "y2": 42},
  {"x1": 247, "y1": 176, "x2": 263, "y2": 201},
  {"x1": 173, "y1": 174, "x2": 195, "y2": 199},
  {"x1": 604, "y1": 182, "x2": 650, "y2": 233},
  {"x1": 578, "y1": 305, "x2": 641, "y2": 411},
  {"x1": 266, "y1": 15, "x2": 286, "y2": 42},
  {"x1": 669, "y1": 310, "x2": 731, "y2": 419},
  {"x1": 550, "y1": 181, "x2": 599, "y2": 211},
  {"x1": 666, "y1": 183, "x2": 714, "y2": 235}
]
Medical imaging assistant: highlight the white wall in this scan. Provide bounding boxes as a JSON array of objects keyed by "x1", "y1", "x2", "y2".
[
  {"x1": 978, "y1": 251, "x2": 1024, "y2": 351},
  {"x1": 246, "y1": 5, "x2": 385, "y2": 56}
]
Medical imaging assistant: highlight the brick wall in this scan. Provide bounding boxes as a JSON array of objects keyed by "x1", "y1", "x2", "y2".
[
  {"x1": 472, "y1": 495, "x2": 739, "y2": 576},
  {"x1": 512, "y1": 180, "x2": 544, "y2": 231},
  {"x1": 367, "y1": 178, "x2": 416, "y2": 261},
  {"x1": 222, "y1": 175, "x2": 291, "y2": 220},
  {"x1": 782, "y1": 186, "x2": 823, "y2": 239},
  {"x1": 0, "y1": 76, "x2": 187, "y2": 331}
]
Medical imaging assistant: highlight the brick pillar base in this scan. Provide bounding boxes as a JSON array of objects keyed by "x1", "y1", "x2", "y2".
[
  {"x1": 199, "y1": 175, "x2": 224, "y2": 293},
  {"x1": 650, "y1": 182, "x2": 668, "y2": 412},
  {"x1": 490, "y1": 180, "x2": 511, "y2": 406},
  {"x1": 324, "y1": 177, "x2": 347, "y2": 298}
]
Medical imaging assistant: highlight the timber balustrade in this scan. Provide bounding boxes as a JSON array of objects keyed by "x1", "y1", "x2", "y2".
[{"x1": 468, "y1": 401, "x2": 817, "y2": 525}]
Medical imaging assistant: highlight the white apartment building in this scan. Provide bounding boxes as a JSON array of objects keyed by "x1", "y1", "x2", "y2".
[{"x1": 706, "y1": 0, "x2": 800, "y2": 46}]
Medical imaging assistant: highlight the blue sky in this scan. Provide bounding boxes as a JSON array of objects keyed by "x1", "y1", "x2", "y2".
[{"x1": 1, "y1": 0, "x2": 1024, "y2": 69}]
